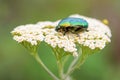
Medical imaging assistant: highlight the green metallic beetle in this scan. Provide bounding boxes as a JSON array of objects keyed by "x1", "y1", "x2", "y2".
[{"x1": 55, "y1": 17, "x2": 88, "y2": 35}]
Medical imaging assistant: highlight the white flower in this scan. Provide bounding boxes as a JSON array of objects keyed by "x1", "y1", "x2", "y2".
[
  {"x1": 11, "y1": 14, "x2": 111, "y2": 56},
  {"x1": 44, "y1": 32, "x2": 78, "y2": 56},
  {"x1": 11, "y1": 24, "x2": 45, "y2": 45},
  {"x1": 70, "y1": 14, "x2": 111, "y2": 50}
]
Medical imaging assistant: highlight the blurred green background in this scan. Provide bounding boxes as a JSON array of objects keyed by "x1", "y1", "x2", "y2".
[{"x1": 0, "y1": 0, "x2": 120, "y2": 80}]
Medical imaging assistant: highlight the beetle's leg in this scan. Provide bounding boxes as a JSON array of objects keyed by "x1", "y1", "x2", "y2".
[
  {"x1": 77, "y1": 33, "x2": 80, "y2": 38},
  {"x1": 63, "y1": 27, "x2": 67, "y2": 35},
  {"x1": 75, "y1": 27, "x2": 81, "y2": 32},
  {"x1": 86, "y1": 29, "x2": 89, "y2": 32},
  {"x1": 83, "y1": 28, "x2": 89, "y2": 32},
  {"x1": 63, "y1": 31, "x2": 66, "y2": 35}
]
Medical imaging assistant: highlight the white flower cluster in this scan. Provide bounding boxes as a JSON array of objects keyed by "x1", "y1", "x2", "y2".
[
  {"x1": 11, "y1": 24, "x2": 44, "y2": 45},
  {"x1": 70, "y1": 14, "x2": 111, "y2": 49},
  {"x1": 11, "y1": 14, "x2": 111, "y2": 56}
]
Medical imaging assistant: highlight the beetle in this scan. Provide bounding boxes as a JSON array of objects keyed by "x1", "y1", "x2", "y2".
[{"x1": 55, "y1": 17, "x2": 88, "y2": 35}]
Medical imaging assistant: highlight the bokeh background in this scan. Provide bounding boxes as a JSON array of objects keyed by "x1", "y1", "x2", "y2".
[{"x1": 0, "y1": 0, "x2": 120, "y2": 80}]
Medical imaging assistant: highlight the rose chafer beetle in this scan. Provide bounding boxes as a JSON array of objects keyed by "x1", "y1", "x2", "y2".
[{"x1": 55, "y1": 17, "x2": 88, "y2": 35}]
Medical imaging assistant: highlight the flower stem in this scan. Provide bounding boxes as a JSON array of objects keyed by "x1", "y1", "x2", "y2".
[
  {"x1": 63, "y1": 46, "x2": 83, "y2": 80},
  {"x1": 64, "y1": 53, "x2": 88, "y2": 80},
  {"x1": 33, "y1": 53, "x2": 59, "y2": 80},
  {"x1": 57, "y1": 59, "x2": 64, "y2": 80},
  {"x1": 63, "y1": 56, "x2": 79, "y2": 79},
  {"x1": 63, "y1": 55, "x2": 69, "y2": 67}
]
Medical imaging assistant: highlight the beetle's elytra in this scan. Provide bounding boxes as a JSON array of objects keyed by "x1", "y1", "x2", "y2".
[{"x1": 55, "y1": 17, "x2": 88, "y2": 35}]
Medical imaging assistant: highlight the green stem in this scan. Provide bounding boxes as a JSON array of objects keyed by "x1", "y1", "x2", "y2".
[
  {"x1": 63, "y1": 56, "x2": 79, "y2": 80},
  {"x1": 34, "y1": 53, "x2": 59, "y2": 80},
  {"x1": 63, "y1": 46, "x2": 83, "y2": 79},
  {"x1": 74, "y1": 54, "x2": 88, "y2": 69},
  {"x1": 63, "y1": 55, "x2": 69, "y2": 67},
  {"x1": 57, "y1": 60, "x2": 64, "y2": 80},
  {"x1": 64, "y1": 54, "x2": 88, "y2": 80}
]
